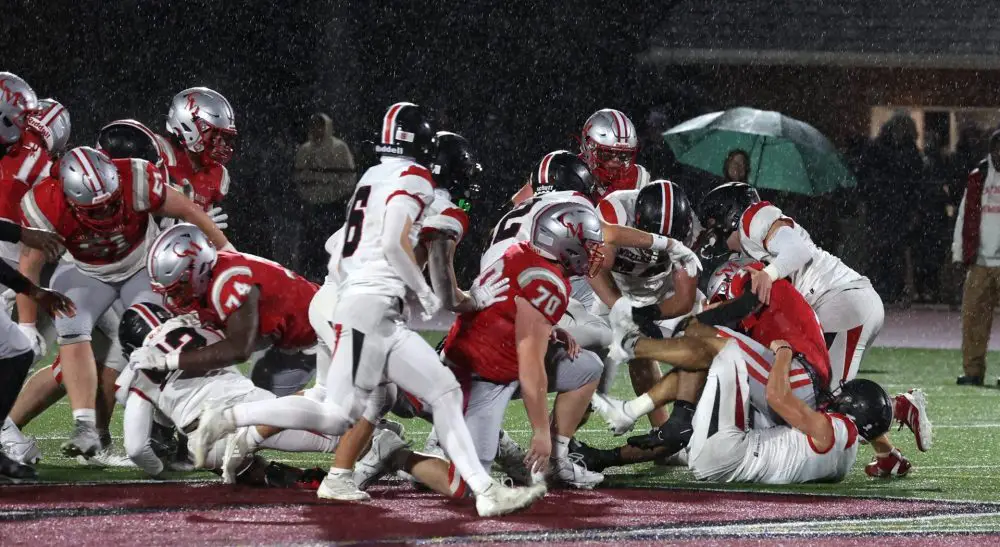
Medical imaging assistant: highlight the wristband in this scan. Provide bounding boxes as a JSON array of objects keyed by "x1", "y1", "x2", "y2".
[
  {"x1": 220, "y1": 242, "x2": 236, "y2": 252},
  {"x1": 166, "y1": 353, "x2": 180, "y2": 370},
  {"x1": 774, "y1": 345, "x2": 793, "y2": 354},
  {"x1": 762, "y1": 264, "x2": 780, "y2": 282},
  {"x1": 650, "y1": 234, "x2": 671, "y2": 252}
]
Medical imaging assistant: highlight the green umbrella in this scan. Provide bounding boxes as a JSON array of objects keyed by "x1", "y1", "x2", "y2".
[{"x1": 663, "y1": 107, "x2": 856, "y2": 196}]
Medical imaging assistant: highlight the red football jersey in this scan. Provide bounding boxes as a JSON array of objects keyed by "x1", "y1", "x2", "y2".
[
  {"x1": 442, "y1": 241, "x2": 570, "y2": 384},
  {"x1": 20, "y1": 158, "x2": 166, "y2": 281},
  {"x1": 0, "y1": 131, "x2": 52, "y2": 223},
  {"x1": 159, "y1": 136, "x2": 229, "y2": 211},
  {"x1": 196, "y1": 251, "x2": 319, "y2": 350},
  {"x1": 729, "y1": 266, "x2": 831, "y2": 388}
]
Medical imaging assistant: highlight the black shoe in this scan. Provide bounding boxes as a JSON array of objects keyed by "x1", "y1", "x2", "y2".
[
  {"x1": 568, "y1": 438, "x2": 616, "y2": 473},
  {"x1": 627, "y1": 418, "x2": 693, "y2": 454},
  {"x1": 957, "y1": 375, "x2": 984, "y2": 386},
  {"x1": 0, "y1": 451, "x2": 37, "y2": 481}
]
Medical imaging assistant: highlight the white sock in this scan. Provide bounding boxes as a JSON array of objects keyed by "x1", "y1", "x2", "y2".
[
  {"x1": 326, "y1": 466, "x2": 351, "y2": 479},
  {"x1": 552, "y1": 435, "x2": 570, "y2": 460},
  {"x1": 430, "y1": 390, "x2": 493, "y2": 494},
  {"x1": 261, "y1": 429, "x2": 340, "y2": 453},
  {"x1": 2, "y1": 417, "x2": 26, "y2": 442},
  {"x1": 72, "y1": 408, "x2": 96, "y2": 425},
  {"x1": 248, "y1": 426, "x2": 265, "y2": 445},
  {"x1": 231, "y1": 395, "x2": 348, "y2": 436},
  {"x1": 625, "y1": 394, "x2": 655, "y2": 419}
]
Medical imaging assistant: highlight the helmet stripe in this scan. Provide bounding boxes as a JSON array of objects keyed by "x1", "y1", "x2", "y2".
[
  {"x1": 661, "y1": 182, "x2": 673, "y2": 237},
  {"x1": 71, "y1": 148, "x2": 102, "y2": 194},
  {"x1": 131, "y1": 303, "x2": 164, "y2": 330},
  {"x1": 39, "y1": 103, "x2": 64, "y2": 126},
  {"x1": 382, "y1": 102, "x2": 413, "y2": 145},
  {"x1": 538, "y1": 151, "x2": 557, "y2": 187}
]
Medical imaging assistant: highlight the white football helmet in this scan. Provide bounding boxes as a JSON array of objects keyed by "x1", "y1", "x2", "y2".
[
  {"x1": 27, "y1": 99, "x2": 71, "y2": 155},
  {"x1": 59, "y1": 147, "x2": 123, "y2": 231},
  {"x1": 705, "y1": 255, "x2": 759, "y2": 304},
  {"x1": 0, "y1": 72, "x2": 39, "y2": 145},
  {"x1": 165, "y1": 87, "x2": 236, "y2": 165},
  {"x1": 580, "y1": 108, "x2": 639, "y2": 190},
  {"x1": 531, "y1": 202, "x2": 605, "y2": 277},
  {"x1": 147, "y1": 223, "x2": 218, "y2": 314}
]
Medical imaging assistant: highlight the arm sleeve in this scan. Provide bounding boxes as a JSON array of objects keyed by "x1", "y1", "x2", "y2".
[
  {"x1": 382, "y1": 197, "x2": 433, "y2": 296},
  {"x1": 0, "y1": 220, "x2": 21, "y2": 243},
  {"x1": 122, "y1": 393, "x2": 164, "y2": 477},
  {"x1": 761, "y1": 226, "x2": 812, "y2": 281},
  {"x1": 952, "y1": 188, "x2": 967, "y2": 263},
  {"x1": 0, "y1": 260, "x2": 32, "y2": 294},
  {"x1": 695, "y1": 289, "x2": 761, "y2": 328}
]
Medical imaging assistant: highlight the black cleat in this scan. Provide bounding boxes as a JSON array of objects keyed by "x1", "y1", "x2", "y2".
[
  {"x1": 568, "y1": 438, "x2": 618, "y2": 473},
  {"x1": 0, "y1": 451, "x2": 37, "y2": 482},
  {"x1": 627, "y1": 419, "x2": 693, "y2": 455},
  {"x1": 957, "y1": 375, "x2": 984, "y2": 386}
]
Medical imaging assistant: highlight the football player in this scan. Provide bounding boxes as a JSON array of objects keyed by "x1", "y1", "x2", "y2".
[
  {"x1": 441, "y1": 202, "x2": 606, "y2": 488},
  {"x1": 17, "y1": 146, "x2": 231, "y2": 458},
  {"x1": 578, "y1": 109, "x2": 652, "y2": 201},
  {"x1": 697, "y1": 182, "x2": 929, "y2": 477}
]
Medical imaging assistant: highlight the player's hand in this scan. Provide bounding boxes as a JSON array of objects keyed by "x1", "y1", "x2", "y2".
[
  {"x1": 17, "y1": 323, "x2": 45, "y2": 360},
  {"x1": 666, "y1": 239, "x2": 702, "y2": 278},
  {"x1": 749, "y1": 269, "x2": 773, "y2": 305},
  {"x1": 551, "y1": 327, "x2": 580, "y2": 359},
  {"x1": 28, "y1": 286, "x2": 76, "y2": 318},
  {"x1": 130, "y1": 346, "x2": 169, "y2": 371},
  {"x1": 206, "y1": 206, "x2": 229, "y2": 230},
  {"x1": 20, "y1": 227, "x2": 64, "y2": 262},
  {"x1": 769, "y1": 339, "x2": 792, "y2": 353},
  {"x1": 525, "y1": 431, "x2": 552, "y2": 475},
  {"x1": 469, "y1": 268, "x2": 509, "y2": 310},
  {"x1": 416, "y1": 289, "x2": 442, "y2": 319}
]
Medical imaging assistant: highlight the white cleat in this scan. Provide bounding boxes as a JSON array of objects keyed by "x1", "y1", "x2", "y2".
[
  {"x1": 77, "y1": 445, "x2": 136, "y2": 468},
  {"x1": 894, "y1": 388, "x2": 932, "y2": 452},
  {"x1": 494, "y1": 430, "x2": 532, "y2": 486},
  {"x1": 220, "y1": 427, "x2": 255, "y2": 484},
  {"x1": 591, "y1": 393, "x2": 638, "y2": 436},
  {"x1": 549, "y1": 454, "x2": 604, "y2": 489},
  {"x1": 2, "y1": 436, "x2": 41, "y2": 465},
  {"x1": 475, "y1": 480, "x2": 547, "y2": 517},
  {"x1": 354, "y1": 429, "x2": 408, "y2": 490},
  {"x1": 375, "y1": 419, "x2": 405, "y2": 440},
  {"x1": 317, "y1": 472, "x2": 371, "y2": 501},
  {"x1": 422, "y1": 427, "x2": 446, "y2": 459},
  {"x1": 191, "y1": 404, "x2": 237, "y2": 469}
]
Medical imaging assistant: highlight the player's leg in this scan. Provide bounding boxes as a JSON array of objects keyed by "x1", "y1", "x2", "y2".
[
  {"x1": 0, "y1": 306, "x2": 36, "y2": 480},
  {"x1": 318, "y1": 384, "x2": 395, "y2": 500},
  {"x1": 686, "y1": 341, "x2": 752, "y2": 482},
  {"x1": 547, "y1": 347, "x2": 604, "y2": 488},
  {"x1": 627, "y1": 358, "x2": 668, "y2": 427},
  {"x1": 250, "y1": 348, "x2": 316, "y2": 396},
  {"x1": 49, "y1": 263, "x2": 118, "y2": 457}
]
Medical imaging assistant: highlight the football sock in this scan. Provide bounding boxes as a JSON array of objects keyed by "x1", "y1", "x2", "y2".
[
  {"x1": 72, "y1": 408, "x2": 97, "y2": 425},
  {"x1": 429, "y1": 388, "x2": 493, "y2": 494},
  {"x1": 2, "y1": 417, "x2": 27, "y2": 443},
  {"x1": 326, "y1": 466, "x2": 351, "y2": 479},
  {"x1": 0, "y1": 350, "x2": 33, "y2": 422},
  {"x1": 625, "y1": 394, "x2": 655, "y2": 419},
  {"x1": 553, "y1": 435, "x2": 571, "y2": 460},
  {"x1": 262, "y1": 429, "x2": 340, "y2": 454}
]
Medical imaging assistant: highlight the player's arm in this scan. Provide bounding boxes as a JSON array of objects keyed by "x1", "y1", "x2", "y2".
[
  {"x1": 156, "y1": 186, "x2": 232, "y2": 251},
  {"x1": 122, "y1": 392, "x2": 165, "y2": 477},
  {"x1": 588, "y1": 245, "x2": 623, "y2": 308},
  {"x1": 15, "y1": 247, "x2": 45, "y2": 324},
  {"x1": 515, "y1": 295, "x2": 552, "y2": 473},
  {"x1": 172, "y1": 288, "x2": 260, "y2": 372},
  {"x1": 426, "y1": 234, "x2": 478, "y2": 312},
  {"x1": 656, "y1": 267, "x2": 698, "y2": 319},
  {"x1": 765, "y1": 339, "x2": 835, "y2": 452},
  {"x1": 382, "y1": 195, "x2": 437, "y2": 306}
]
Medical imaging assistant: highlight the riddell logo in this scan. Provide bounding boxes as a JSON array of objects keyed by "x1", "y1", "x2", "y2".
[{"x1": 375, "y1": 144, "x2": 404, "y2": 155}]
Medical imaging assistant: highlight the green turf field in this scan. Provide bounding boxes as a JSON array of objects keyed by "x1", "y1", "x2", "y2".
[{"x1": 15, "y1": 345, "x2": 1000, "y2": 504}]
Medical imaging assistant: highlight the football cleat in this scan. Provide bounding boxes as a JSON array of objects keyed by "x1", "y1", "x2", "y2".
[
  {"x1": 317, "y1": 472, "x2": 371, "y2": 501},
  {"x1": 591, "y1": 393, "x2": 638, "y2": 436},
  {"x1": 548, "y1": 453, "x2": 604, "y2": 489},
  {"x1": 77, "y1": 445, "x2": 136, "y2": 468},
  {"x1": 864, "y1": 448, "x2": 912, "y2": 478},
  {"x1": 627, "y1": 418, "x2": 692, "y2": 455},
  {"x1": 0, "y1": 451, "x2": 36, "y2": 483},
  {"x1": 375, "y1": 418, "x2": 406, "y2": 440},
  {"x1": 422, "y1": 427, "x2": 446, "y2": 459},
  {"x1": 354, "y1": 428, "x2": 407, "y2": 490},
  {"x1": 1, "y1": 434, "x2": 40, "y2": 465},
  {"x1": 475, "y1": 480, "x2": 547, "y2": 518},
  {"x1": 190, "y1": 403, "x2": 237, "y2": 469},
  {"x1": 894, "y1": 389, "x2": 931, "y2": 452},
  {"x1": 60, "y1": 420, "x2": 101, "y2": 458},
  {"x1": 494, "y1": 430, "x2": 532, "y2": 486},
  {"x1": 568, "y1": 438, "x2": 618, "y2": 473},
  {"x1": 221, "y1": 427, "x2": 256, "y2": 484}
]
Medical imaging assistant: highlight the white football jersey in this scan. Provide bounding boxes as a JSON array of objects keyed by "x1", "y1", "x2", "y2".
[
  {"x1": 334, "y1": 157, "x2": 436, "y2": 299},
  {"x1": 738, "y1": 202, "x2": 869, "y2": 308},
  {"x1": 737, "y1": 412, "x2": 859, "y2": 484},
  {"x1": 126, "y1": 316, "x2": 253, "y2": 430},
  {"x1": 480, "y1": 190, "x2": 595, "y2": 271},
  {"x1": 597, "y1": 189, "x2": 676, "y2": 306}
]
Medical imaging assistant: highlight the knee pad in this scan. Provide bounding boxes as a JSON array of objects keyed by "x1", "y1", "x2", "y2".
[
  {"x1": 361, "y1": 384, "x2": 397, "y2": 423},
  {"x1": 55, "y1": 311, "x2": 95, "y2": 345},
  {"x1": 427, "y1": 383, "x2": 463, "y2": 412}
]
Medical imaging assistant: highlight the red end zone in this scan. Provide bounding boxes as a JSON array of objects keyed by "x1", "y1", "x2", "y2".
[{"x1": 0, "y1": 482, "x2": 994, "y2": 545}]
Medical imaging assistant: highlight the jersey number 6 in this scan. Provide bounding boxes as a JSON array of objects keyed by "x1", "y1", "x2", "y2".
[{"x1": 342, "y1": 186, "x2": 372, "y2": 258}]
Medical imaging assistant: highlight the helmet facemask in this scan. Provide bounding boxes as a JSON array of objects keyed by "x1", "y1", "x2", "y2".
[
  {"x1": 70, "y1": 194, "x2": 125, "y2": 233},
  {"x1": 195, "y1": 118, "x2": 237, "y2": 166},
  {"x1": 584, "y1": 140, "x2": 637, "y2": 191},
  {"x1": 152, "y1": 270, "x2": 202, "y2": 315}
]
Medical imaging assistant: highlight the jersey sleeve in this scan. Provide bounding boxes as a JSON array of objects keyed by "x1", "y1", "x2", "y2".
[
  {"x1": 516, "y1": 266, "x2": 570, "y2": 324},
  {"x1": 216, "y1": 166, "x2": 230, "y2": 202},
  {"x1": 130, "y1": 159, "x2": 167, "y2": 212},
  {"x1": 597, "y1": 197, "x2": 627, "y2": 226},
  {"x1": 209, "y1": 264, "x2": 255, "y2": 321},
  {"x1": 421, "y1": 201, "x2": 470, "y2": 242},
  {"x1": 19, "y1": 183, "x2": 59, "y2": 232},
  {"x1": 738, "y1": 201, "x2": 786, "y2": 259},
  {"x1": 387, "y1": 165, "x2": 436, "y2": 220}
]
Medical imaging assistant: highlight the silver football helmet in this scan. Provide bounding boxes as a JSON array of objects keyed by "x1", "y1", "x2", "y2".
[
  {"x1": 59, "y1": 146, "x2": 123, "y2": 231},
  {"x1": 27, "y1": 99, "x2": 71, "y2": 155},
  {"x1": 531, "y1": 202, "x2": 605, "y2": 277},
  {"x1": 147, "y1": 223, "x2": 218, "y2": 314},
  {"x1": 580, "y1": 108, "x2": 639, "y2": 189},
  {"x1": 165, "y1": 87, "x2": 237, "y2": 165},
  {"x1": 706, "y1": 255, "x2": 759, "y2": 304},
  {"x1": 0, "y1": 72, "x2": 39, "y2": 145}
]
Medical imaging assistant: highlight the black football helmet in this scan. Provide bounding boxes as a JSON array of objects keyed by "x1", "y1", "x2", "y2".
[
  {"x1": 530, "y1": 150, "x2": 597, "y2": 197},
  {"x1": 430, "y1": 131, "x2": 482, "y2": 197},
  {"x1": 96, "y1": 119, "x2": 165, "y2": 165},
  {"x1": 374, "y1": 102, "x2": 437, "y2": 167},
  {"x1": 696, "y1": 182, "x2": 760, "y2": 238},
  {"x1": 118, "y1": 301, "x2": 173, "y2": 360},
  {"x1": 635, "y1": 180, "x2": 695, "y2": 247},
  {"x1": 826, "y1": 379, "x2": 893, "y2": 441}
]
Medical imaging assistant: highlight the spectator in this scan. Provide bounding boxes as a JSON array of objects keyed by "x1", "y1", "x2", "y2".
[
  {"x1": 290, "y1": 113, "x2": 356, "y2": 280},
  {"x1": 953, "y1": 129, "x2": 1000, "y2": 386},
  {"x1": 723, "y1": 149, "x2": 750, "y2": 183}
]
